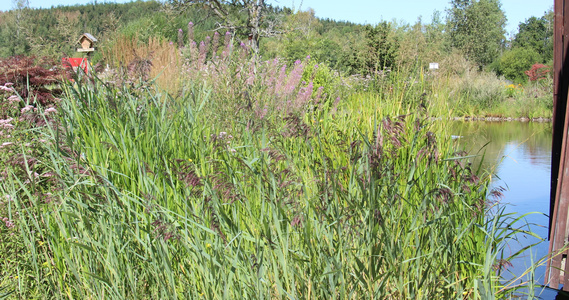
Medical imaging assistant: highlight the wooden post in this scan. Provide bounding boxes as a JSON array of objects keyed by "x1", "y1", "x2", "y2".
[{"x1": 548, "y1": 0, "x2": 569, "y2": 290}]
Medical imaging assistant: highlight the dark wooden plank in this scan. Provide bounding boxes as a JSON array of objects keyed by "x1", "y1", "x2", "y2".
[
  {"x1": 560, "y1": 145, "x2": 569, "y2": 289},
  {"x1": 551, "y1": 0, "x2": 565, "y2": 233},
  {"x1": 550, "y1": 89, "x2": 569, "y2": 289},
  {"x1": 548, "y1": 0, "x2": 569, "y2": 289},
  {"x1": 550, "y1": 115, "x2": 569, "y2": 289}
]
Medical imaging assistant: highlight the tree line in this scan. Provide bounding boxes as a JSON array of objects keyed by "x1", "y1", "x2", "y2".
[{"x1": 0, "y1": 0, "x2": 553, "y2": 83}]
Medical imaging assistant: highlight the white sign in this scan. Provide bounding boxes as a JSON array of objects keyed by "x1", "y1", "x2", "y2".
[{"x1": 429, "y1": 63, "x2": 439, "y2": 70}]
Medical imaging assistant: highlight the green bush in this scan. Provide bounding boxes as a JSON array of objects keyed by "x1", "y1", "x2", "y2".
[
  {"x1": 301, "y1": 59, "x2": 339, "y2": 101},
  {"x1": 493, "y1": 47, "x2": 541, "y2": 84}
]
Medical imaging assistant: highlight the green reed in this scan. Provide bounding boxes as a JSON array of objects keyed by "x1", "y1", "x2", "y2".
[{"x1": 0, "y1": 72, "x2": 543, "y2": 299}]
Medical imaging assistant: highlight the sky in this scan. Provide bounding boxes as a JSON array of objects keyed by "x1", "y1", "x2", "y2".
[{"x1": 4, "y1": 0, "x2": 553, "y2": 35}]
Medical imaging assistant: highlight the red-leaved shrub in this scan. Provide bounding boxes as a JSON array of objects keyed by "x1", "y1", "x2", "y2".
[
  {"x1": 525, "y1": 63, "x2": 550, "y2": 81},
  {"x1": 0, "y1": 55, "x2": 71, "y2": 106}
]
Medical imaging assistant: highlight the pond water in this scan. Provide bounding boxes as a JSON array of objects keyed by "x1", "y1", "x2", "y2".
[{"x1": 451, "y1": 121, "x2": 560, "y2": 298}]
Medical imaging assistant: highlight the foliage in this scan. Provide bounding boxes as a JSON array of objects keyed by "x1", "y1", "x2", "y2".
[
  {"x1": 2, "y1": 65, "x2": 536, "y2": 298},
  {"x1": 0, "y1": 0, "x2": 555, "y2": 80},
  {"x1": 492, "y1": 47, "x2": 542, "y2": 84},
  {"x1": 343, "y1": 22, "x2": 399, "y2": 76},
  {"x1": 504, "y1": 83, "x2": 521, "y2": 98},
  {"x1": 512, "y1": 14, "x2": 553, "y2": 63},
  {"x1": 300, "y1": 59, "x2": 339, "y2": 102},
  {"x1": 450, "y1": 69, "x2": 507, "y2": 111},
  {"x1": 167, "y1": 0, "x2": 281, "y2": 54},
  {"x1": 447, "y1": 0, "x2": 506, "y2": 67},
  {"x1": 0, "y1": 0, "x2": 557, "y2": 295},
  {"x1": 435, "y1": 67, "x2": 553, "y2": 118},
  {"x1": 0, "y1": 55, "x2": 70, "y2": 107},
  {"x1": 0, "y1": 47, "x2": 553, "y2": 299},
  {"x1": 525, "y1": 63, "x2": 551, "y2": 82},
  {"x1": 99, "y1": 34, "x2": 182, "y2": 94},
  {"x1": 0, "y1": 77, "x2": 63, "y2": 298},
  {"x1": 279, "y1": 9, "x2": 324, "y2": 63},
  {"x1": 0, "y1": 0, "x2": 215, "y2": 59},
  {"x1": 262, "y1": 10, "x2": 365, "y2": 74},
  {"x1": 178, "y1": 32, "x2": 340, "y2": 124}
]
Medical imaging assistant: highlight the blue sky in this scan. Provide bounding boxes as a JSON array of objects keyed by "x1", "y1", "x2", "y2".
[{"x1": 8, "y1": 0, "x2": 553, "y2": 35}]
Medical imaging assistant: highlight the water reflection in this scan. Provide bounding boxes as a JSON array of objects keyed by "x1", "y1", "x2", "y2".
[
  {"x1": 451, "y1": 121, "x2": 555, "y2": 297},
  {"x1": 451, "y1": 121, "x2": 552, "y2": 172}
]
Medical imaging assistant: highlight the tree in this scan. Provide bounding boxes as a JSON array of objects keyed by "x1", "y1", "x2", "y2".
[
  {"x1": 364, "y1": 22, "x2": 399, "y2": 74},
  {"x1": 424, "y1": 10, "x2": 449, "y2": 60},
  {"x1": 281, "y1": 9, "x2": 323, "y2": 63},
  {"x1": 512, "y1": 12, "x2": 553, "y2": 63},
  {"x1": 168, "y1": 0, "x2": 281, "y2": 55},
  {"x1": 0, "y1": 0, "x2": 32, "y2": 56},
  {"x1": 342, "y1": 22, "x2": 398, "y2": 76},
  {"x1": 12, "y1": 0, "x2": 29, "y2": 39},
  {"x1": 447, "y1": 0, "x2": 506, "y2": 67}
]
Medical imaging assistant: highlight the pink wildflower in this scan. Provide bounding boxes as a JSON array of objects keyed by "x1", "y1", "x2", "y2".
[
  {"x1": 4, "y1": 219, "x2": 14, "y2": 229},
  {"x1": 44, "y1": 107, "x2": 57, "y2": 114},
  {"x1": 0, "y1": 85, "x2": 13, "y2": 92},
  {"x1": 21, "y1": 105, "x2": 34, "y2": 113},
  {"x1": 8, "y1": 95, "x2": 19, "y2": 103},
  {"x1": 283, "y1": 61, "x2": 304, "y2": 96},
  {"x1": 198, "y1": 41, "x2": 207, "y2": 65}
]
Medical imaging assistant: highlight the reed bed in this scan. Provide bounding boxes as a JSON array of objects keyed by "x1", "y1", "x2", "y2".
[
  {"x1": 0, "y1": 32, "x2": 546, "y2": 298},
  {"x1": 0, "y1": 62, "x2": 543, "y2": 298}
]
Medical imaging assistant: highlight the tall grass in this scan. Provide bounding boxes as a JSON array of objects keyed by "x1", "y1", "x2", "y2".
[
  {"x1": 0, "y1": 30, "x2": 550, "y2": 297},
  {"x1": 0, "y1": 65, "x2": 545, "y2": 298},
  {"x1": 100, "y1": 34, "x2": 182, "y2": 94},
  {"x1": 391, "y1": 49, "x2": 552, "y2": 119}
]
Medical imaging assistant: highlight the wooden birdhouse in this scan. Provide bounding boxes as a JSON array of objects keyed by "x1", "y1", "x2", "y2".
[{"x1": 77, "y1": 33, "x2": 97, "y2": 53}]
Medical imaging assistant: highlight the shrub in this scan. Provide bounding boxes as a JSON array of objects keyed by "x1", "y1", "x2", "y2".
[
  {"x1": 525, "y1": 63, "x2": 551, "y2": 81},
  {"x1": 0, "y1": 56, "x2": 70, "y2": 107},
  {"x1": 301, "y1": 59, "x2": 339, "y2": 103},
  {"x1": 447, "y1": 69, "x2": 507, "y2": 112},
  {"x1": 493, "y1": 47, "x2": 541, "y2": 84}
]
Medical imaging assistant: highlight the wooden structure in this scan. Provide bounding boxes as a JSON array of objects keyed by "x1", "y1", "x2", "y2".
[
  {"x1": 76, "y1": 33, "x2": 97, "y2": 53},
  {"x1": 69, "y1": 33, "x2": 97, "y2": 75},
  {"x1": 548, "y1": 0, "x2": 569, "y2": 290}
]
